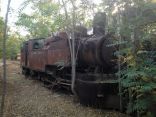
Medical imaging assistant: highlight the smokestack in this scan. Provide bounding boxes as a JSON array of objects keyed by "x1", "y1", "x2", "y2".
[{"x1": 93, "y1": 12, "x2": 106, "y2": 35}]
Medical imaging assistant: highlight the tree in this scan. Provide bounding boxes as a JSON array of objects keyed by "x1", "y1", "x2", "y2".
[
  {"x1": 16, "y1": 0, "x2": 63, "y2": 37},
  {"x1": 112, "y1": 0, "x2": 156, "y2": 116},
  {"x1": 0, "y1": 18, "x2": 5, "y2": 58},
  {"x1": 16, "y1": 0, "x2": 100, "y2": 38},
  {"x1": 0, "y1": 17, "x2": 24, "y2": 61},
  {"x1": 0, "y1": 0, "x2": 11, "y2": 117},
  {"x1": 6, "y1": 34, "x2": 24, "y2": 59}
]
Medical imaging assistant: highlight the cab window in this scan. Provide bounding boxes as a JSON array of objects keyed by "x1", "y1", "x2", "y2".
[{"x1": 33, "y1": 39, "x2": 44, "y2": 50}]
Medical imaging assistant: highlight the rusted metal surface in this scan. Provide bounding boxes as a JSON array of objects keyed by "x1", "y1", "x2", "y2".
[
  {"x1": 21, "y1": 32, "x2": 71, "y2": 71},
  {"x1": 26, "y1": 39, "x2": 46, "y2": 71},
  {"x1": 45, "y1": 34, "x2": 70, "y2": 67},
  {"x1": 75, "y1": 73, "x2": 119, "y2": 107},
  {"x1": 20, "y1": 31, "x2": 120, "y2": 109},
  {"x1": 78, "y1": 35, "x2": 117, "y2": 70},
  {"x1": 21, "y1": 32, "x2": 117, "y2": 72},
  {"x1": 21, "y1": 41, "x2": 28, "y2": 67}
]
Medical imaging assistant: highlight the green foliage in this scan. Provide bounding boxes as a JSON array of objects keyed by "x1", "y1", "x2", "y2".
[
  {"x1": 6, "y1": 34, "x2": 24, "y2": 59},
  {"x1": 16, "y1": 0, "x2": 97, "y2": 38},
  {"x1": 16, "y1": 0, "x2": 62, "y2": 37},
  {"x1": 0, "y1": 17, "x2": 24, "y2": 59},
  {"x1": 119, "y1": 40, "x2": 156, "y2": 116},
  {"x1": 112, "y1": 1, "x2": 156, "y2": 116},
  {"x1": 0, "y1": 17, "x2": 5, "y2": 58}
]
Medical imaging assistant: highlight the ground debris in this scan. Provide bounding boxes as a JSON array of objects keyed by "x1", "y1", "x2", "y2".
[{"x1": 0, "y1": 61, "x2": 129, "y2": 117}]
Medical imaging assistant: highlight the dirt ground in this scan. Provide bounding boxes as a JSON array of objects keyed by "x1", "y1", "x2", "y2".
[{"x1": 0, "y1": 61, "x2": 128, "y2": 117}]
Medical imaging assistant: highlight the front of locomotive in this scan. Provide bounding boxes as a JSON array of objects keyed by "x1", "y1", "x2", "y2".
[
  {"x1": 76, "y1": 13, "x2": 120, "y2": 108},
  {"x1": 78, "y1": 33, "x2": 117, "y2": 73},
  {"x1": 76, "y1": 12, "x2": 118, "y2": 73}
]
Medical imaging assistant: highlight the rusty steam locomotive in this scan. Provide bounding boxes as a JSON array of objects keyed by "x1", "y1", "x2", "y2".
[{"x1": 21, "y1": 13, "x2": 120, "y2": 108}]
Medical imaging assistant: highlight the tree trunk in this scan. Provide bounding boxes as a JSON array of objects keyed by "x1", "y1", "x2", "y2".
[
  {"x1": 0, "y1": 0, "x2": 11, "y2": 117},
  {"x1": 70, "y1": 0, "x2": 76, "y2": 95}
]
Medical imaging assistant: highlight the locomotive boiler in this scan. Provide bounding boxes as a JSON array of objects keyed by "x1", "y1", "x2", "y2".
[{"x1": 21, "y1": 12, "x2": 120, "y2": 108}]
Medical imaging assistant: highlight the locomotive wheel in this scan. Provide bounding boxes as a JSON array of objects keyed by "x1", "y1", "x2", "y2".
[
  {"x1": 30, "y1": 70, "x2": 37, "y2": 78},
  {"x1": 22, "y1": 68, "x2": 30, "y2": 76},
  {"x1": 22, "y1": 69, "x2": 25, "y2": 75},
  {"x1": 37, "y1": 74, "x2": 41, "y2": 80}
]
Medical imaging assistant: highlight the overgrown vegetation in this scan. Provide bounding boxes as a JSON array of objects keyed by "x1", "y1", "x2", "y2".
[
  {"x1": 110, "y1": 0, "x2": 156, "y2": 116},
  {"x1": 0, "y1": 18, "x2": 25, "y2": 59},
  {"x1": 0, "y1": 18, "x2": 5, "y2": 58}
]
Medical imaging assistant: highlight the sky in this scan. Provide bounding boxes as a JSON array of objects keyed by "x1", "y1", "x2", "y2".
[
  {"x1": 1, "y1": 0, "x2": 29, "y2": 35},
  {"x1": 1, "y1": 0, "x2": 24, "y2": 23}
]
